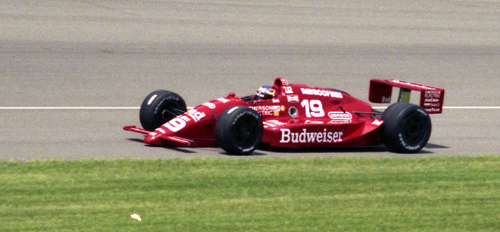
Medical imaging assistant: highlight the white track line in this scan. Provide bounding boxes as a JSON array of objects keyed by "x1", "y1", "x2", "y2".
[
  {"x1": 0, "y1": 107, "x2": 140, "y2": 110},
  {"x1": 373, "y1": 106, "x2": 500, "y2": 110},
  {"x1": 440, "y1": 106, "x2": 500, "y2": 109},
  {"x1": 0, "y1": 106, "x2": 499, "y2": 110}
]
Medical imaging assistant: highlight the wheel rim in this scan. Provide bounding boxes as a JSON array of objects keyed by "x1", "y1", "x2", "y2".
[
  {"x1": 401, "y1": 111, "x2": 428, "y2": 146},
  {"x1": 231, "y1": 114, "x2": 260, "y2": 148}
]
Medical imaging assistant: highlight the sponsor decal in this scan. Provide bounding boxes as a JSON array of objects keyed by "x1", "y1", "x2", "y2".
[
  {"x1": 279, "y1": 128, "x2": 344, "y2": 144},
  {"x1": 424, "y1": 103, "x2": 440, "y2": 107},
  {"x1": 381, "y1": 96, "x2": 391, "y2": 103},
  {"x1": 202, "y1": 102, "x2": 216, "y2": 109},
  {"x1": 328, "y1": 111, "x2": 353, "y2": 120},
  {"x1": 179, "y1": 115, "x2": 191, "y2": 122},
  {"x1": 327, "y1": 120, "x2": 352, "y2": 125},
  {"x1": 300, "y1": 88, "x2": 343, "y2": 99},
  {"x1": 304, "y1": 120, "x2": 324, "y2": 124},
  {"x1": 263, "y1": 122, "x2": 274, "y2": 128},
  {"x1": 163, "y1": 109, "x2": 206, "y2": 132},
  {"x1": 217, "y1": 98, "x2": 230, "y2": 103},
  {"x1": 424, "y1": 98, "x2": 440, "y2": 103},
  {"x1": 423, "y1": 90, "x2": 443, "y2": 108},
  {"x1": 272, "y1": 99, "x2": 280, "y2": 103},
  {"x1": 187, "y1": 109, "x2": 206, "y2": 122},
  {"x1": 263, "y1": 120, "x2": 287, "y2": 128},
  {"x1": 372, "y1": 119, "x2": 383, "y2": 126},
  {"x1": 250, "y1": 105, "x2": 281, "y2": 116},
  {"x1": 425, "y1": 90, "x2": 442, "y2": 98},
  {"x1": 287, "y1": 95, "x2": 299, "y2": 103},
  {"x1": 426, "y1": 108, "x2": 441, "y2": 113}
]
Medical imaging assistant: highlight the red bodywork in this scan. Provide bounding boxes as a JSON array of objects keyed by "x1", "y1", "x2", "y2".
[{"x1": 124, "y1": 78, "x2": 444, "y2": 149}]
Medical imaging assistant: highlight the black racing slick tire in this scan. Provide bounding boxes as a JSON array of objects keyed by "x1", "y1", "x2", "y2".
[
  {"x1": 381, "y1": 103, "x2": 432, "y2": 153},
  {"x1": 139, "y1": 90, "x2": 187, "y2": 131},
  {"x1": 216, "y1": 106, "x2": 263, "y2": 155}
]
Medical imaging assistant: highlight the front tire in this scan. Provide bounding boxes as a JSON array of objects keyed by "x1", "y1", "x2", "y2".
[
  {"x1": 139, "y1": 90, "x2": 187, "y2": 131},
  {"x1": 381, "y1": 103, "x2": 432, "y2": 153},
  {"x1": 216, "y1": 106, "x2": 263, "y2": 155}
]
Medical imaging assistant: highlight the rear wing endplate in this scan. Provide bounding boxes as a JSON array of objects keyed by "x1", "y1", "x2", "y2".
[{"x1": 369, "y1": 79, "x2": 445, "y2": 114}]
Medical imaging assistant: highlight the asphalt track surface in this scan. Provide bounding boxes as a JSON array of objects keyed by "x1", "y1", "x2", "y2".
[{"x1": 1, "y1": 0, "x2": 499, "y2": 160}]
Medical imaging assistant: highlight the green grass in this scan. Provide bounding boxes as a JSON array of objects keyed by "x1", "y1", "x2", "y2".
[{"x1": 1, "y1": 156, "x2": 500, "y2": 232}]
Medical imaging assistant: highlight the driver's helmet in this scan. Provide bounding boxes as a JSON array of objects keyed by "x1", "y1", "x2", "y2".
[{"x1": 256, "y1": 85, "x2": 276, "y2": 99}]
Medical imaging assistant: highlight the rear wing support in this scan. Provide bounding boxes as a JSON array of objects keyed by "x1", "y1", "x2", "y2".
[{"x1": 369, "y1": 79, "x2": 445, "y2": 114}]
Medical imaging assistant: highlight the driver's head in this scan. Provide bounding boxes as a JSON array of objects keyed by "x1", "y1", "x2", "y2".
[{"x1": 256, "y1": 86, "x2": 276, "y2": 99}]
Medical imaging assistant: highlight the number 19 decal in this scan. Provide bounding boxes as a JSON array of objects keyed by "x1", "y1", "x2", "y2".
[
  {"x1": 164, "y1": 118, "x2": 186, "y2": 132},
  {"x1": 301, "y1": 99, "x2": 325, "y2": 117}
]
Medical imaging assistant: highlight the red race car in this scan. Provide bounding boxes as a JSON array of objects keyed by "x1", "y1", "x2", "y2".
[{"x1": 124, "y1": 78, "x2": 445, "y2": 155}]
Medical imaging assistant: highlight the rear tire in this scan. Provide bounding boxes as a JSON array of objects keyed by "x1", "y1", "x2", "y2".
[
  {"x1": 381, "y1": 103, "x2": 432, "y2": 153},
  {"x1": 216, "y1": 106, "x2": 263, "y2": 155},
  {"x1": 139, "y1": 90, "x2": 187, "y2": 131}
]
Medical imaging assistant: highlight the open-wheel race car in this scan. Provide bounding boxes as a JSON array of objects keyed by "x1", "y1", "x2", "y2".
[{"x1": 124, "y1": 78, "x2": 445, "y2": 155}]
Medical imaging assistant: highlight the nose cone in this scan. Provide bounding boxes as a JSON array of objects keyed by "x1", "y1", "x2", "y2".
[{"x1": 144, "y1": 133, "x2": 163, "y2": 146}]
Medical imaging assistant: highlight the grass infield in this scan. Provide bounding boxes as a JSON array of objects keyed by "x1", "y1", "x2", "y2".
[{"x1": 1, "y1": 156, "x2": 499, "y2": 232}]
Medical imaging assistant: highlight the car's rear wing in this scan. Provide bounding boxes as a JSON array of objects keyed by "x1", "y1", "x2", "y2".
[{"x1": 369, "y1": 79, "x2": 445, "y2": 114}]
